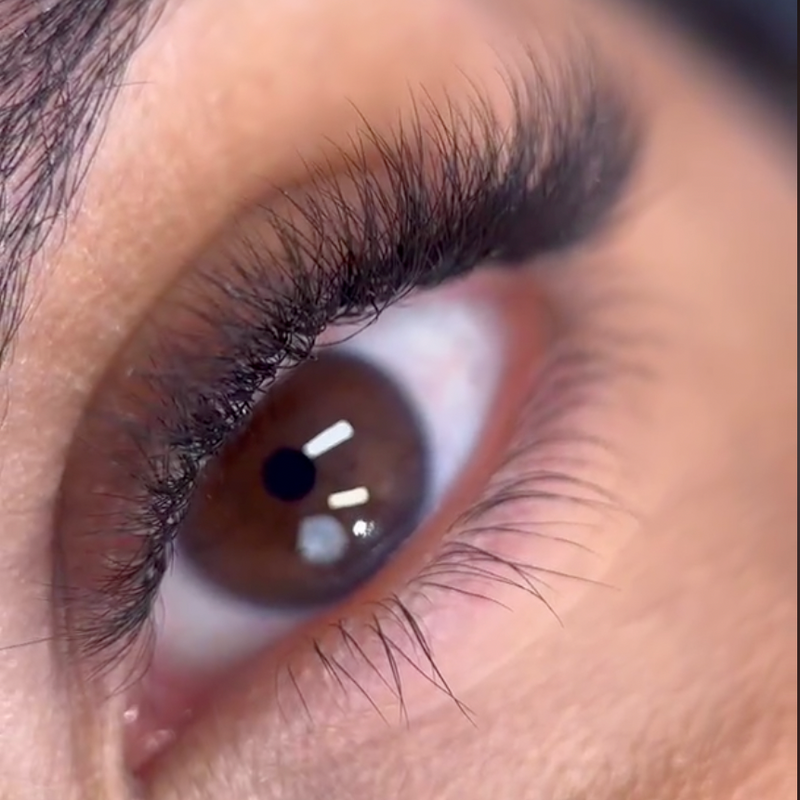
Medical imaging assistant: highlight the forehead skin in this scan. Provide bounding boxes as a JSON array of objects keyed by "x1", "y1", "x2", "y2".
[{"x1": 0, "y1": 1, "x2": 795, "y2": 799}]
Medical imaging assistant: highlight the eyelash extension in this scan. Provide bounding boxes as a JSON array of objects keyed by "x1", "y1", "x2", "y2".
[{"x1": 52, "y1": 53, "x2": 638, "y2": 689}]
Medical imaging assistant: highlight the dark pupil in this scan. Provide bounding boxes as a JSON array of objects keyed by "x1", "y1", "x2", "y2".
[
  {"x1": 180, "y1": 352, "x2": 428, "y2": 606},
  {"x1": 261, "y1": 447, "x2": 317, "y2": 502}
]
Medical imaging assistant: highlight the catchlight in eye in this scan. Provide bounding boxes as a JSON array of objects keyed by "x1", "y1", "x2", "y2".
[{"x1": 179, "y1": 351, "x2": 430, "y2": 607}]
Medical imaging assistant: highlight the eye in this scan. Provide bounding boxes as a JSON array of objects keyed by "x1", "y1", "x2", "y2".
[
  {"x1": 154, "y1": 289, "x2": 505, "y2": 675},
  {"x1": 52, "y1": 66, "x2": 636, "y2": 774},
  {"x1": 100, "y1": 271, "x2": 545, "y2": 769}
]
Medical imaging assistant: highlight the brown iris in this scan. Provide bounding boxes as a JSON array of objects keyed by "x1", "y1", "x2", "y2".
[{"x1": 180, "y1": 352, "x2": 428, "y2": 606}]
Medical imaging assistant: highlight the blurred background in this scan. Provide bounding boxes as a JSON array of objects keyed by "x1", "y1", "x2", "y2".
[{"x1": 650, "y1": 0, "x2": 797, "y2": 118}]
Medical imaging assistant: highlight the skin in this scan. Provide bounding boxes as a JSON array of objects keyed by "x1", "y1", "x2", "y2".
[{"x1": 0, "y1": 0, "x2": 795, "y2": 798}]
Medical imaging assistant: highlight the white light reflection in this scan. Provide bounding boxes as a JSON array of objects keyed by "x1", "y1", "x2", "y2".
[
  {"x1": 301, "y1": 420, "x2": 354, "y2": 459},
  {"x1": 296, "y1": 515, "x2": 349, "y2": 565},
  {"x1": 352, "y1": 519, "x2": 376, "y2": 538},
  {"x1": 327, "y1": 486, "x2": 370, "y2": 510}
]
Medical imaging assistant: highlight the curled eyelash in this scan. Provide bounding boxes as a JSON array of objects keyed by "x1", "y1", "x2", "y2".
[{"x1": 52, "y1": 53, "x2": 638, "y2": 695}]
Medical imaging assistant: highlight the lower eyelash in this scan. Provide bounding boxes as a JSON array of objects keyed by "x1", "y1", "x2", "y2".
[{"x1": 267, "y1": 298, "x2": 644, "y2": 722}]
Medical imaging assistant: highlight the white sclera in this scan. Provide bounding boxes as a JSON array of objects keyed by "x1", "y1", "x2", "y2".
[
  {"x1": 155, "y1": 555, "x2": 304, "y2": 673},
  {"x1": 155, "y1": 292, "x2": 504, "y2": 675},
  {"x1": 335, "y1": 297, "x2": 502, "y2": 506}
]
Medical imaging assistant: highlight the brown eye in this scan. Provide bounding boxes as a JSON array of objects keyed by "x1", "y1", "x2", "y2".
[{"x1": 180, "y1": 352, "x2": 429, "y2": 607}]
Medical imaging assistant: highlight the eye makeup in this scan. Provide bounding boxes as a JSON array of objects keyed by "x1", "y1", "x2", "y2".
[{"x1": 52, "y1": 51, "x2": 638, "y2": 763}]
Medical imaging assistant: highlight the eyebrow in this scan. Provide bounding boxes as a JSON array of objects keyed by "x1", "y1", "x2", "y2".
[{"x1": 0, "y1": 0, "x2": 163, "y2": 372}]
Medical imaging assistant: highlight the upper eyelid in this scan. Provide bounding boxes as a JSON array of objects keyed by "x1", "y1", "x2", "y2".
[
  {"x1": 103, "y1": 52, "x2": 637, "y2": 413},
  {"x1": 185, "y1": 50, "x2": 636, "y2": 340},
  {"x1": 143, "y1": 52, "x2": 636, "y2": 421}
]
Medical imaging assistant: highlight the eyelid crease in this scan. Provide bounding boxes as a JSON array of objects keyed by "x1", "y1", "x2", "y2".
[{"x1": 52, "y1": 50, "x2": 637, "y2": 676}]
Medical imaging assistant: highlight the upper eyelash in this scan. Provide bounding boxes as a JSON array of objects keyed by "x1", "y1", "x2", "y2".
[{"x1": 52, "y1": 53, "x2": 637, "y2": 680}]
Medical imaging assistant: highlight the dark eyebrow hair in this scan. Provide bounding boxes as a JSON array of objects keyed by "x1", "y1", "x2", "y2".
[{"x1": 0, "y1": 0, "x2": 163, "y2": 372}]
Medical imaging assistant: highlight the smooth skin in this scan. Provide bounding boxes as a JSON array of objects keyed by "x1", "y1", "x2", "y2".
[{"x1": 0, "y1": 1, "x2": 795, "y2": 798}]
